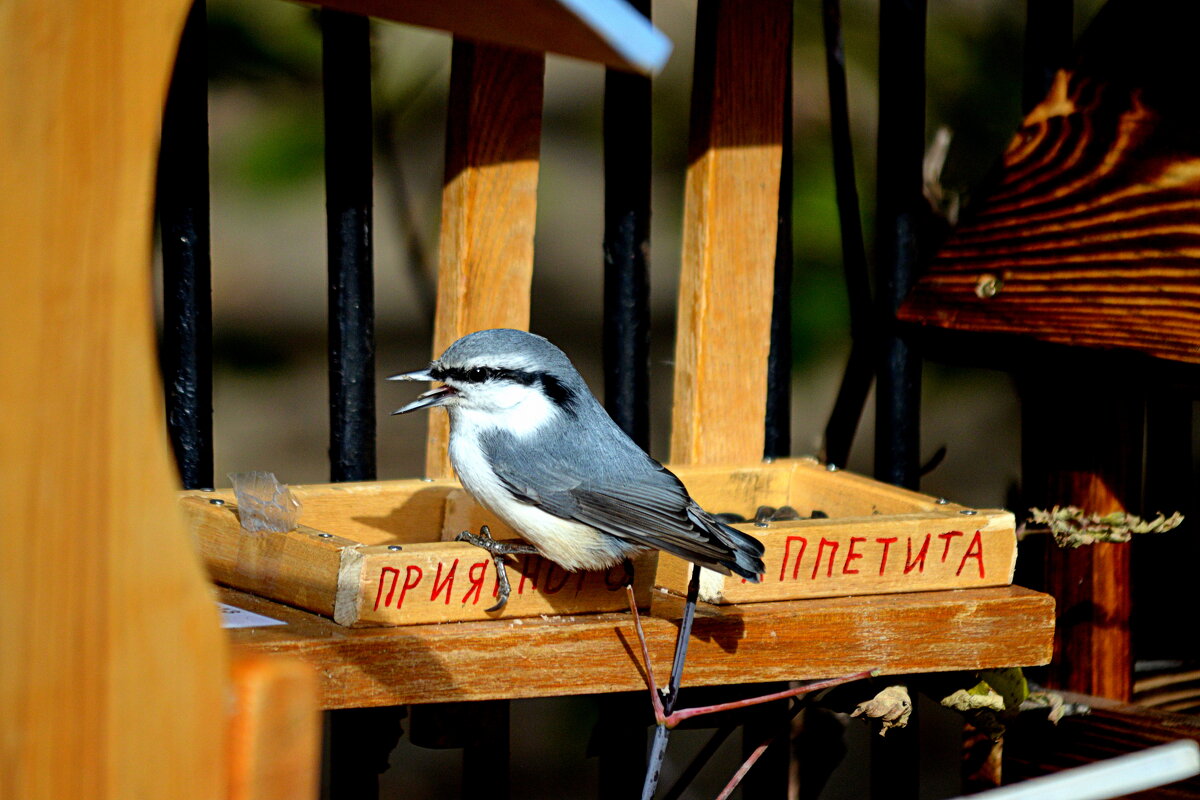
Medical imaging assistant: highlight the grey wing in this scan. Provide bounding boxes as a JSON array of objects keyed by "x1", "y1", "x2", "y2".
[{"x1": 482, "y1": 429, "x2": 764, "y2": 579}]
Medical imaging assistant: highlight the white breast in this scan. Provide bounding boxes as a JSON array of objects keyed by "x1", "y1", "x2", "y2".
[{"x1": 446, "y1": 409, "x2": 638, "y2": 572}]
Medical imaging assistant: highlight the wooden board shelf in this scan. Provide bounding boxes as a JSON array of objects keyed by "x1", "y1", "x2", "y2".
[{"x1": 220, "y1": 584, "x2": 1055, "y2": 710}]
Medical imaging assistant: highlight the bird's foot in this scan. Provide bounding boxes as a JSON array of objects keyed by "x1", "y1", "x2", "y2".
[{"x1": 455, "y1": 525, "x2": 540, "y2": 612}]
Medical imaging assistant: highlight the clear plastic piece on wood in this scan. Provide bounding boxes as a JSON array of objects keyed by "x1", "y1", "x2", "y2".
[{"x1": 228, "y1": 471, "x2": 302, "y2": 533}]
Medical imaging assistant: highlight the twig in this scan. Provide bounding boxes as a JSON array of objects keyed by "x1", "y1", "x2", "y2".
[
  {"x1": 622, "y1": 569, "x2": 876, "y2": 799},
  {"x1": 665, "y1": 670, "x2": 878, "y2": 728},
  {"x1": 625, "y1": 584, "x2": 665, "y2": 723},
  {"x1": 641, "y1": 564, "x2": 703, "y2": 800},
  {"x1": 715, "y1": 736, "x2": 774, "y2": 800}
]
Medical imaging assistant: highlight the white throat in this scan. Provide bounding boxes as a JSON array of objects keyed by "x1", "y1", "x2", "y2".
[{"x1": 448, "y1": 381, "x2": 559, "y2": 438}]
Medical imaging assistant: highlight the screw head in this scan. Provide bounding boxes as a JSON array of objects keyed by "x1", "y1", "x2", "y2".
[
  {"x1": 936, "y1": 497, "x2": 949, "y2": 505},
  {"x1": 826, "y1": 463, "x2": 840, "y2": 472},
  {"x1": 959, "y1": 509, "x2": 978, "y2": 516},
  {"x1": 387, "y1": 545, "x2": 402, "y2": 552},
  {"x1": 317, "y1": 532, "x2": 333, "y2": 539},
  {"x1": 209, "y1": 498, "x2": 225, "y2": 506},
  {"x1": 974, "y1": 274, "x2": 1004, "y2": 299}
]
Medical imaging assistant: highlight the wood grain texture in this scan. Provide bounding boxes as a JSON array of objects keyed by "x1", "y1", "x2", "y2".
[
  {"x1": 222, "y1": 584, "x2": 1055, "y2": 709},
  {"x1": 670, "y1": 0, "x2": 790, "y2": 465},
  {"x1": 426, "y1": 40, "x2": 544, "y2": 478},
  {"x1": 336, "y1": 545, "x2": 656, "y2": 625},
  {"x1": 227, "y1": 656, "x2": 321, "y2": 800},
  {"x1": 183, "y1": 496, "x2": 350, "y2": 617},
  {"x1": 0, "y1": 2, "x2": 229, "y2": 798},
  {"x1": 899, "y1": 69, "x2": 1200, "y2": 363},
  {"x1": 1022, "y1": 391, "x2": 1141, "y2": 701},
  {"x1": 655, "y1": 511, "x2": 1016, "y2": 604}
]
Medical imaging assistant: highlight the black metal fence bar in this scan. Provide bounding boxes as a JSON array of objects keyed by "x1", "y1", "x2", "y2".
[
  {"x1": 321, "y1": 15, "x2": 398, "y2": 800},
  {"x1": 598, "y1": 5, "x2": 654, "y2": 795},
  {"x1": 764, "y1": 20, "x2": 793, "y2": 462},
  {"x1": 602, "y1": 0, "x2": 653, "y2": 451},
  {"x1": 322, "y1": 9, "x2": 376, "y2": 484},
  {"x1": 820, "y1": 0, "x2": 874, "y2": 469},
  {"x1": 873, "y1": 0, "x2": 926, "y2": 491},
  {"x1": 160, "y1": 0, "x2": 214, "y2": 491}
]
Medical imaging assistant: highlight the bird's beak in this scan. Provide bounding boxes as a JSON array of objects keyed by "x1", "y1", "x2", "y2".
[
  {"x1": 387, "y1": 368, "x2": 434, "y2": 382},
  {"x1": 388, "y1": 368, "x2": 454, "y2": 414}
]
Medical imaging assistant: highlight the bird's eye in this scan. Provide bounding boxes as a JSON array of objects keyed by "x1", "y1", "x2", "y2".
[{"x1": 467, "y1": 367, "x2": 490, "y2": 382}]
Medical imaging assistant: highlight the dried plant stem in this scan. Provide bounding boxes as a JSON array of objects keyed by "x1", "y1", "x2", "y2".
[
  {"x1": 668, "y1": 670, "x2": 877, "y2": 727},
  {"x1": 715, "y1": 736, "x2": 773, "y2": 800},
  {"x1": 623, "y1": 572, "x2": 877, "y2": 798}
]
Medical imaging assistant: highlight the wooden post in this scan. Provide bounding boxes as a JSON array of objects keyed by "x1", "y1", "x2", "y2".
[
  {"x1": 670, "y1": 0, "x2": 790, "y2": 466},
  {"x1": 1, "y1": 1, "x2": 230, "y2": 798},
  {"x1": 425, "y1": 39, "x2": 545, "y2": 478},
  {"x1": 1022, "y1": 387, "x2": 1142, "y2": 701}
]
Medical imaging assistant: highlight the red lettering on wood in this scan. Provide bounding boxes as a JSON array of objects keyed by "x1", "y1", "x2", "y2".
[
  {"x1": 956, "y1": 530, "x2": 985, "y2": 578},
  {"x1": 395, "y1": 565, "x2": 423, "y2": 609},
  {"x1": 517, "y1": 555, "x2": 539, "y2": 594},
  {"x1": 374, "y1": 566, "x2": 400, "y2": 611},
  {"x1": 431, "y1": 558, "x2": 458, "y2": 605},
  {"x1": 938, "y1": 530, "x2": 964, "y2": 562},
  {"x1": 463, "y1": 560, "x2": 488, "y2": 605},
  {"x1": 604, "y1": 561, "x2": 634, "y2": 590},
  {"x1": 812, "y1": 538, "x2": 839, "y2": 579},
  {"x1": 780, "y1": 535, "x2": 808, "y2": 581},
  {"x1": 543, "y1": 562, "x2": 571, "y2": 594},
  {"x1": 876, "y1": 537, "x2": 898, "y2": 575},
  {"x1": 904, "y1": 534, "x2": 931, "y2": 574},
  {"x1": 843, "y1": 537, "x2": 866, "y2": 574}
]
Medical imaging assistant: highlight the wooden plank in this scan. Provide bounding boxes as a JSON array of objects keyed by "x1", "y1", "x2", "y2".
[
  {"x1": 788, "y1": 458, "x2": 951, "y2": 517},
  {"x1": 182, "y1": 496, "x2": 350, "y2": 617},
  {"x1": 425, "y1": 39, "x2": 544, "y2": 478},
  {"x1": 227, "y1": 656, "x2": 321, "y2": 800},
  {"x1": 306, "y1": 0, "x2": 671, "y2": 75},
  {"x1": 670, "y1": 0, "x2": 790, "y2": 465},
  {"x1": 898, "y1": 68, "x2": 1200, "y2": 364},
  {"x1": 184, "y1": 478, "x2": 462, "y2": 545},
  {"x1": 1022, "y1": 390, "x2": 1141, "y2": 701},
  {"x1": 335, "y1": 544, "x2": 656, "y2": 625},
  {"x1": 654, "y1": 510, "x2": 1016, "y2": 604},
  {"x1": 222, "y1": 585, "x2": 1055, "y2": 709},
  {"x1": 0, "y1": 1, "x2": 229, "y2": 798}
]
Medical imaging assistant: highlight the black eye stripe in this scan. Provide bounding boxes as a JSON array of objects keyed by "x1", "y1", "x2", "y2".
[
  {"x1": 432, "y1": 365, "x2": 526, "y2": 384},
  {"x1": 428, "y1": 364, "x2": 578, "y2": 411}
]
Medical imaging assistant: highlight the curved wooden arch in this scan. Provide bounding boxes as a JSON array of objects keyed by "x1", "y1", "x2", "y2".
[{"x1": 1, "y1": 2, "x2": 230, "y2": 797}]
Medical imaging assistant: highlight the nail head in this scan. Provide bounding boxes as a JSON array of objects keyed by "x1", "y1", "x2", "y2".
[{"x1": 974, "y1": 274, "x2": 1003, "y2": 299}]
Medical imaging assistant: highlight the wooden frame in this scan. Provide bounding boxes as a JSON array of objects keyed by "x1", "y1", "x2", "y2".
[{"x1": 191, "y1": 458, "x2": 1018, "y2": 625}]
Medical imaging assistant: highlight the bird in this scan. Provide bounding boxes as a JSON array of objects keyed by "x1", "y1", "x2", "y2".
[{"x1": 389, "y1": 328, "x2": 765, "y2": 610}]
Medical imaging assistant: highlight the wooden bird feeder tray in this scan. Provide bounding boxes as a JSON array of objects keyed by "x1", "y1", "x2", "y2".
[{"x1": 184, "y1": 457, "x2": 1016, "y2": 627}]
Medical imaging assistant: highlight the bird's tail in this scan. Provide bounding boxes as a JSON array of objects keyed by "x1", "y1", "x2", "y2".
[{"x1": 715, "y1": 522, "x2": 766, "y2": 583}]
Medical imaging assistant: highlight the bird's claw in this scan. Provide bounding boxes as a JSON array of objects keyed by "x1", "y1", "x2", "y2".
[{"x1": 454, "y1": 526, "x2": 539, "y2": 613}]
